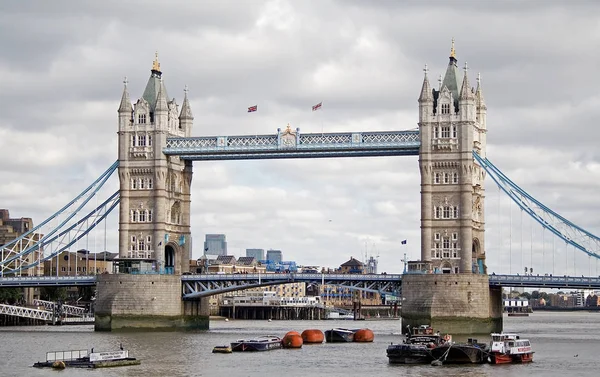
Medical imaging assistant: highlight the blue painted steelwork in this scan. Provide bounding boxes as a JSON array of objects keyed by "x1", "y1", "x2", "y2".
[
  {"x1": 0, "y1": 161, "x2": 119, "y2": 274},
  {"x1": 489, "y1": 274, "x2": 600, "y2": 289},
  {"x1": 180, "y1": 273, "x2": 403, "y2": 299},
  {"x1": 474, "y1": 152, "x2": 600, "y2": 260},
  {"x1": 163, "y1": 130, "x2": 420, "y2": 160},
  {"x1": 0, "y1": 275, "x2": 96, "y2": 287},
  {"x1": 3, "y1": 273, "x2": 600, "y2": 291},
  {"x1": 1, "y1": 192, "x2": 120, "y2": 275}
]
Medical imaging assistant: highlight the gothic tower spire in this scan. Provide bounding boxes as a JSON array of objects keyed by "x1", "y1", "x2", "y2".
[
  {"x1": 118, "y1": 77, "x2": 132, "y2": 114},
  {"x1": 418, "y1": 64, "x2": 434, "y2": 103}
]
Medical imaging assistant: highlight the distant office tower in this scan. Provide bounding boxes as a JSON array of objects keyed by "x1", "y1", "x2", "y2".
[
  {"x1": 204, "y1": 234, "x2": 227, "y2": 256},
  {"x1": 246, "y1": 248, "x2": 265, "y2": 261},
  {"x1": 365, "y1": 256, "x2": 378, "y2": 274},
  {"x1": 266, "y1": 249, "x2": 282, "y2": 263}
]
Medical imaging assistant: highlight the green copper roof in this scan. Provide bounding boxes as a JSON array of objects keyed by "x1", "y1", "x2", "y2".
[
  {"x1": 142, "y1": 70, "x2": 169, "y2": 112},
  {"x1": 441, "y1": 57, "x2": 461, "y2": 109}
]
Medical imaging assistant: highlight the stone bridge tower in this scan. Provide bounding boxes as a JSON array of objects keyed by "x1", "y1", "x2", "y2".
[
  {"x1": 95, "y1": 55, "x2": 208, "y2": 332},
  {"x1": 116, "y1": 54, "x2": 193, "y2": 275},
  {"x1": 401, "y1": 41, "x2": 502, "y2": 334}
]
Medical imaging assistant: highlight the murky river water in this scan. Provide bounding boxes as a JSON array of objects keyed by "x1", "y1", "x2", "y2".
[{"x1": 0, "y1": 312, "x2": 597, "y2": 377}]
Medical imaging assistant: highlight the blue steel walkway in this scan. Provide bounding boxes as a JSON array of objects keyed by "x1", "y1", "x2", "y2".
[{"x1": 1, "y1": 274, "x2": 600, "y2": 294}]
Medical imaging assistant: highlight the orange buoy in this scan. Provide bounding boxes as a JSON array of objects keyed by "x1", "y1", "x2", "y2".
[
  {"x1": 282, "y1": 333, "x2": 303, "y2": 348},
  {"x1": 284, "y1": 331, "x2": 301, "y2": 338},
  {"x1": 301, "y1": 329, "x2": 324, "y2": 344},
  {"x1": 353, "y1": 328, "x2": 374, "y2": 343}
]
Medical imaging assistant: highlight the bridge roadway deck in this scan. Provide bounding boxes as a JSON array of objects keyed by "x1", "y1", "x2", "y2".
[{"x1": 1, "y1": 274, "x2": 600, "y2": 292}]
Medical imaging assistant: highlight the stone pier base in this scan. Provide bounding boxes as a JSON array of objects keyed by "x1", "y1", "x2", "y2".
[
  {"x1": 94, "y1": 274, "x2": 209, "y2": 331},
  {"x1": 401, "y1": 274, "x2": 502, "y2": 335}
]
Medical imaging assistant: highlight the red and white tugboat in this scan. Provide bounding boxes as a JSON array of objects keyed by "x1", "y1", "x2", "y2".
[{"x1": 489, "y1": 333, "x2": 534, "y2": 364}]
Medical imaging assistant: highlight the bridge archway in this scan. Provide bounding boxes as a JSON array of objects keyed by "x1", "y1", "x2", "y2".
[
  {"x1": 472, "y1": 238, "x2": 484, "y2": 274},
  {"x1": 164, "y1": 244, "x2": 177, "y2": 274}
]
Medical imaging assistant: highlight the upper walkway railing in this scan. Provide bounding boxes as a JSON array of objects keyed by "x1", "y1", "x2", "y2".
[{"x1": 163, "y1": 130, "x2": 420, "y2": 160}]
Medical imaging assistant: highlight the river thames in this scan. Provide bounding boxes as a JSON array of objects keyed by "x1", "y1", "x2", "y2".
[{"x1": 0, "y1": 312, "x2": 598, "y2": 377}]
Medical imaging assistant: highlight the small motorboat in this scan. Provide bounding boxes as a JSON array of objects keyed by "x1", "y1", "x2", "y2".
[
  {"x1": 212, "y1": 345, "x2": 232, "y2": 354},
  {"x1": 325, "y1": 328, "x2": 358, "y2": 343},
  {"x1": 489, "y1": 333, "x2": 534, "y2": 364},
  {"x1": 231, "y1": 336, "x2": 282, "y2": 352}
]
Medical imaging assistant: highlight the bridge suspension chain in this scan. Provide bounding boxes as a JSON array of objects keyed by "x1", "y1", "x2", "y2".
[
  {"x1": 474, "y1": 152, "x2": 600, "y2": 261},
  {"x1": 0, "y1": 161, "x2": 120, "y2": 275}
]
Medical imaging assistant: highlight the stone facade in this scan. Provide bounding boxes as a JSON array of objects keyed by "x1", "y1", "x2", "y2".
[
  {"x1": 401, "y1": 274, "x2": 502, "y2": 334},
  {"x1": 94, "y1": 274, "x2": 209, "y2": 331},
  {"x1": 93, "y1": 56, "x2": 208, "y2": 331},
  {"x1": 417, "y1": 42, "x2": 487, "y2": 274},
  {"x1": 117, "y1": 55, "x2": 194, "y2": 274},
  {"x1": 402, "y1": 43, "x2": 500, "y2": 334}
]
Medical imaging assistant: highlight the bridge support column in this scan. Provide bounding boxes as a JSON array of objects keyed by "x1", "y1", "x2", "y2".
[
  {"x1": 94, "y1": 274, "x2": 209, "y2": 331},
  {"x1": 401, "y1": 274, "x2": 502, "y2": 334}
]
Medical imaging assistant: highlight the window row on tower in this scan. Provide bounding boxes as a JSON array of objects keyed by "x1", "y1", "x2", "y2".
[
  {"x1": 130, "y1": 209, "x2": 153, "y2": 222},
  {"x1": 131, "y1": 178, "x2": 153, "y2": 190},
  {"x1": 434, "y1": 206, "x2": 459, "y2": 219},
  {"x1": 433, "y1": 125, "x2": 457, "y2": 139},
  {"x1": 431, "y1": 232, "x2": 460, "y2": 259},
  {"x1": 130, "y1": 235, "x2": 153, "y2": 252},
  {"x1": 130, "y1": 134, "x2": 153, "y2": 148},
  {"x1": 434, "y1": 172, "x2": 458, "y2": 184}
]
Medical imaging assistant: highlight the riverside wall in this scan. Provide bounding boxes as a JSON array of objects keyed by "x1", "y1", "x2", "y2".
[
  {"x1": 94, "y1": 274, "x2": 208, "y2": 331},
  {"x1": 401, "y1": 274, "x2": 502, "y2": 334}
]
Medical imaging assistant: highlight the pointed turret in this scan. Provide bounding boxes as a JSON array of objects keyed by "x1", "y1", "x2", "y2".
[
  {"x1": 418, "y1": 64, "x2": 434, "y2": 103},
  {"x1": 180, "y1": 86, "x2": 194, "y2": 120},
  {"x1": 155, "y1": 79, "x2": 168, "y2": 112},
  {"x1": 418, "y1": 64, "x2": 434, "y2": 122},
  {"x1": 179, "y1": 86, "x2": 194, "y2": 137},
  {"x1": 475, "y1": 72, "x2": 486, "y2": 110},
  {"x1": 118, "y1": 77, "x2": 133, "y2": 113},
  {"x1": 459, "y1": 62, "x2": 475, "y2": 101},
  {"x1": 459, "y1": 62, "x2": 476, "y2": 122}
]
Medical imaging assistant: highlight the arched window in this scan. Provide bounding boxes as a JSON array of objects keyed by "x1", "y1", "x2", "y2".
[
  {"x1": 434, "y1": 173, "x2": 440, "y2": 184},
  {"x1": 133, "y1": 211, "x2": 139, "y2": 222},
  {"x1": 452, "y1": 126, "x2": 457, "y2": 138},
  {"x1": 148, "y1": 135, "x2": 152, "y2": 146},
  {"x1": 453, "y1": 172, "x2": 458, "y2": 184},
  {"x1": 138, "y1": 135, "x2": 146, "y2": 146},
  {"x1": 434, "y1": 127, "x2": 439, "y2": 138},
  {"x1": 453, "y1": 206, "x2": 459, "y2": 218},
  {"x1": 148, "y1": 210, "x2": 153, "y2": 222},
  {"x1": 147, "y1": 179, "x2": 153, "y2": 189},
  {"x1": 443, "y1": 173, "x2": 449, "y2": 184},
  {"x1": 139, "y1": 211, "x2": 146, "y2": 222},
  {"x1": 434, "y1": 207, "x2": 441, "y2": 219},
  {"x1": 131, "y1": 135, "x2": 136, "y2": 147},
  {"x1": 130, "y1": 210, "x2": 135, "y2": 222},
  {"x1": 139, "y1": 178, "x2": 145, "y2": 189},
  {"x1": 131, "y1": 179, "x2": 137, "y2": 190},
  {"x1": 443, "y1": 206, "x2": 451, "y2": 219},
  {"x1": 138, "y1": 114, "x2": 146, "y2": 124},
  {"x1": 138, "y1": 239, "x2": 145, "y2": 251}
]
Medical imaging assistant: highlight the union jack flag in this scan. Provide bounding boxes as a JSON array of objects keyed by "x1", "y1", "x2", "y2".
[
  {"x1": 312, "y1": 102, "x2": 322, "y2": 111},
  {"x1": 248, "y1": 105, "x2": 257, "y2": 113}
]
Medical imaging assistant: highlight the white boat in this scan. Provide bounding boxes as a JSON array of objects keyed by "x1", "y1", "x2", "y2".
[{"x1": 489, "y1": 333, "x2": 534, "y2": 364}]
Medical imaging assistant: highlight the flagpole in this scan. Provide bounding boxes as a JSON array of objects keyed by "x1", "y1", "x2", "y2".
[{"x1": 320, "y1": 100, "x2": 324, "y2": 135}]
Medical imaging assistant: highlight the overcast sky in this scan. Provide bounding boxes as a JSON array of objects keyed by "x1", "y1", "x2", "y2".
[{"x1": 1, "y1": 0, "x2": 600, "y2": 275}]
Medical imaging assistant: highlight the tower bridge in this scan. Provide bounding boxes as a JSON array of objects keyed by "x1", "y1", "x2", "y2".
[{"x1": 2, "y1": 43, "x2": 600, "y2": 333}]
